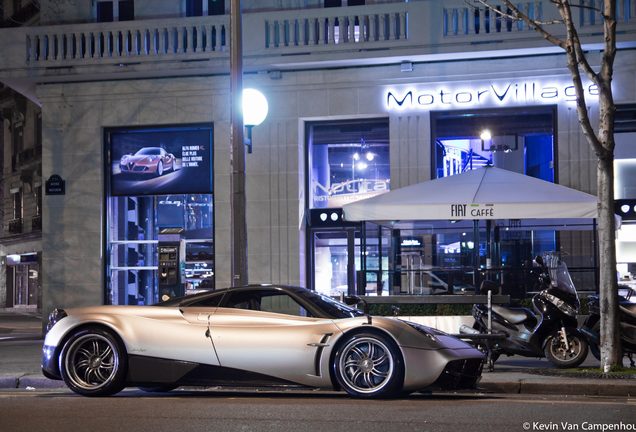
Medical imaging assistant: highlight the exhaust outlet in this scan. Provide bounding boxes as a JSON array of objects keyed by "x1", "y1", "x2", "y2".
[{"x1": 459, "y1": 324, "x2": 479, "y2": 335}]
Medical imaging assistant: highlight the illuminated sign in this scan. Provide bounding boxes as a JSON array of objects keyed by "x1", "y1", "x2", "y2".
[
  {"x1": 401, "y1": 237, "x2": 423, "y2": 248},
  {"x1": 312, "y1": 178, "x2": 390, "y2": 208},
  {"x1": 109, "y1": 125, "x2": 213, "y2": 196},
  {"x1": 385, "y1": 80, "x2": 599, "y2": 111}
]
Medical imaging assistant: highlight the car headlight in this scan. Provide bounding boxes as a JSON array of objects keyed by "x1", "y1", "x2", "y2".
[
  {"x1": 46, "y1": 308, "x2": 67, "y2": 332},
  {"x1": 121, "y1": 156, "x2": 128, "y2": 163},
  {"x1": 400, "y1": 320, "x2": 448, "y2": 342}
]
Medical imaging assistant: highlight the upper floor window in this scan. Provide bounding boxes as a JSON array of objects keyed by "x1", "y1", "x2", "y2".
[
  {"x1": 35, "y1": 186, "x2": 42, "y2": 216},
  {"x1": 119, "y1": 1, "x2": 134, "y2": 21},
  {"x1": 12, "y1": 190, "x2": 22, "y2": 220},
  {"x1": 96, "y1": 1, "x2": 134, "y2": 22},
  {"x1": 186, "y1": 0, "x2": 225, "y2": 16},
  {"x1": 324, "y1": 0, "x2": 365, "y2": 7}
]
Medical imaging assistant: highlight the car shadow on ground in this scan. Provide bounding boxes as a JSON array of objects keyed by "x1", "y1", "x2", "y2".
[{"x1": 38, "y1": 387, "x2": 494, "y2": 401}]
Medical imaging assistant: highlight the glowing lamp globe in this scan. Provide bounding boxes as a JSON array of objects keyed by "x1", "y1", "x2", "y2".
[{"x1": 242, "y1": 88, "x2": 269, "y2": 127}]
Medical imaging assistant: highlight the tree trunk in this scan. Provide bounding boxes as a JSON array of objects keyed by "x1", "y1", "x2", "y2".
[{"x1": 597, "y1": 154, "x2": 621, "y2": 370}]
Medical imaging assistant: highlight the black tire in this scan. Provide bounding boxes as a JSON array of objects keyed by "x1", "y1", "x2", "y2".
[
  {"x1": 471, "y1": 322, "x2": 501, "y2": 364},
  {"x1": 589, "y1": 322, "x2": 601, "y2": 361},
  {"x1": 333, "y1": 332, "x2": 404, "y2": 398},
  {"x1": 544, "y1": 329, "x2": 589, "y2": 368},
  {"x1": 59, "y1": 327, "x2": 127, "y2": 396},
  {"x1": 138, "y1": 385, "x2": 178, "y2": 393}
]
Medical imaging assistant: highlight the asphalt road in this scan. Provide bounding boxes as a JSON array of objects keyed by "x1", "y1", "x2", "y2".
[{"x1": 0, "y1": 388, "x2": 634, "y2": 432}]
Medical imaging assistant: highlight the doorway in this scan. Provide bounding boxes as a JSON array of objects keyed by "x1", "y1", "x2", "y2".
[{"x1": 309, "y1": 228, "x2": 360, "y2": 297}]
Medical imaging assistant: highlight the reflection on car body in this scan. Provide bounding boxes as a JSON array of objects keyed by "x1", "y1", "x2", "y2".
[{"x1": 43, "y1": 285, "x2": 483, "y2": 398}]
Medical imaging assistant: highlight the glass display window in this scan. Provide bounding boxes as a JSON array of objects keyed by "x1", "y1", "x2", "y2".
[
  {"x1": 105, "y1": 125, "x2": 214, "y2": 305},
  {"x1": 307, "y1": 119, "x2": 390, "y2": 209},
  {"x1": 432, "y1": 106, "x2": 556, "y2": 182}
]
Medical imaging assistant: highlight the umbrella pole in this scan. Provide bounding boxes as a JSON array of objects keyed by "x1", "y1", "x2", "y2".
[{"x1": 473, "y1": 219, "x2": 480, "y2": 288}]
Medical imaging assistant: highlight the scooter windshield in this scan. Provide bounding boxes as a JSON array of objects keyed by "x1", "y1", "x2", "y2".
[{"x1": 549, "y1": 261, "x2": 579, "y2": 299}]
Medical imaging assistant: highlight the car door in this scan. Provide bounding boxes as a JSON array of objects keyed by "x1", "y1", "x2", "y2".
[
  {"x1": 209, "y1": 288, "x2": 340, "y2": 387},
  {"x1": 175, "y1": 292, "x2": 227, "y2": 366}
]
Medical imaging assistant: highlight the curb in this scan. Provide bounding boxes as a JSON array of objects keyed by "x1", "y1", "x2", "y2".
[
  {"x1": 1, "y1": 374, "x2": 634, "y2": 396},
  {"x1": 479, "y1": 379, "x2": 636, "y2": 397},
  {"x1": 0, "y1": 374, "x2": 66, "y2": 390}
]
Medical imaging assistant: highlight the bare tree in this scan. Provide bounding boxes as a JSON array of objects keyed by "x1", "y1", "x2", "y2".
[{"x1": 472, "y1": 0, "x2": 621, "y2": 370}]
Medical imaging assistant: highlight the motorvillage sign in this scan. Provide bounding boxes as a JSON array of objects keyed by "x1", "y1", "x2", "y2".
[{"x1": 384, "y1": 79, "x2": 599, "y2": 111}]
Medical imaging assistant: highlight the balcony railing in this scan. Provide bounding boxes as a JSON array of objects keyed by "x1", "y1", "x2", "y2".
[
  {"x1": 262, "y1": 3, "x2": 408, "y2": 50},
  {"x1": 25, "y1": 15, "x2": 229, "y2": 65},
  {"x1": 32, "y1": 215, "x2": 42, "y2": 231},
  {"x1": 442, "y1": 0, "x2": 636, "y2": 38},
  {"x1": 0, "y1": 1, "x2": 634, "y2": 82},
  {"x1": 8, "y1": 218, "x2": 23, "y2": 234}
]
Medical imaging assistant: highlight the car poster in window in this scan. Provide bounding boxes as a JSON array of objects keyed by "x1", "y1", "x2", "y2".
[{"x1": 108, "y1": 124, "x2": 213, "y2": 196}]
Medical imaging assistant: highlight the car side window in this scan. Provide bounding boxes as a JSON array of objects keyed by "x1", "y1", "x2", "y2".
[
  {"x1": 260, "y1": 293, "x2": 311, "y2": 317},
  {"x1": 225, "y1": 290, "x2": 311, "y2": 317},
  {"x1": 186, "y1": 292, "x2": 225, "y2": 307},
  {"x1": 224, "y1": 291, "x2": 260, "y2": 310}
]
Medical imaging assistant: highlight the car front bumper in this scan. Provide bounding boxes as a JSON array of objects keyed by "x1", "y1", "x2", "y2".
[{"x1": 41, "y1": 344, "x2": 61, "y2": 380}]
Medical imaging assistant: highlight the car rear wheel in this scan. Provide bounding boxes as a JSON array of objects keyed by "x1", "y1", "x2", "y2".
[
  {"x1": 60, "y1": 327, "x2": 127, "y2": 396},
  {"x1": 334, "y1": 333, "x2": 404, "y2": 398}
]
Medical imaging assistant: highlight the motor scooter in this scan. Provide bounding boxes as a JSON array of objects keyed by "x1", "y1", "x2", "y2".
[
  {"x1": 460, "y1": 254, "x2": 588, "y2": 368},
  {"x1": 580, "y1": 284, "x2": 636, "y2": 366}
]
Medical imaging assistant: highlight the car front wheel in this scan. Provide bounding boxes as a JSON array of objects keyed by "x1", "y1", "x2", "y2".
[
  {"x1": 334, "y1": 332, "x2": 404, "y2": 398},
  {"x1": 60, "y1": 327, "x2": 127, "y2": 396}
]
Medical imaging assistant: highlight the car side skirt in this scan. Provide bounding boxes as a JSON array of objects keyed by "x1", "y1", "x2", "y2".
[{"x1": 126, "y1": 355, "x2": 313, "y2": 389}]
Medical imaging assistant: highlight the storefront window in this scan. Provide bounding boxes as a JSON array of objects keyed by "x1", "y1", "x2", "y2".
[
  {"x1": 429, "y1": 107, "x2": 557, "y2": 276},
  {"x1": 432, "y1": 106, "x2": 555, "y2": 182},
  {"x1": 306, "y1": 119, "x2": 389, "y2": 296},
  {"x1": 615, "y1": 104, "x2": 636, "y2": 279},
  {"x1": 308, "y1": 119, "x2": 390, "y2": 209},
  {"x1": 105, "y1": 125, "x2": 214, "y2": 305}
]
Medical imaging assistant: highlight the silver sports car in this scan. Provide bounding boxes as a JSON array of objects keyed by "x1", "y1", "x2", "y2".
[{"x1": 42, "y1": 285, "x2": 484, "y2": 398}]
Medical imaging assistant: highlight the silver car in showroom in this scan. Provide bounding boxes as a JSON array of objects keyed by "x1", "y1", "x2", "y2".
[{"x1": 42, "y1": 285, "x2": 483, "y2": 398}]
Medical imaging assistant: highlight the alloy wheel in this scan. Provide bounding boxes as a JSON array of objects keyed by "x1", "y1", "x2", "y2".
[
  {"x1": 64, "y1": 333, "x2": 119, "y2": 392},
  {"x1": 338, "y1": 337, "x2": 394, "y2": 394}
]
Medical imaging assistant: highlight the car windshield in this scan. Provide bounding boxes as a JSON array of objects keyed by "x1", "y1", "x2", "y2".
[
  {"x1": 296, "y1": 290, "x2": 365, "y2": 319},
  {"x1": 135, "y1": 147, "x2": 162, "y2": 155}
]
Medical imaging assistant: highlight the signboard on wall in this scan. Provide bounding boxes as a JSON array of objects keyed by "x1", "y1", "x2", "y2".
[
  {"x1": 108, "y1": 124, "x2": 213, "y2": 196},
  {"x1": 384, "y1": 79, "x2": 600, "y2": 112}
]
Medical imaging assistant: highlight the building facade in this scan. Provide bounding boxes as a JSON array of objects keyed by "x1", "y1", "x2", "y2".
[
  {"x1": 0, "y1": 0, "x2": 42, "y2": 310},
  {"x1": 0, "y1": 0, "x2": 635, "y2": 314}
]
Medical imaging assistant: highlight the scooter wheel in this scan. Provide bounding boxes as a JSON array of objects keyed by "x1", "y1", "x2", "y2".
[
  {"x1": 544, "y1": 330, "x2": 589, "y2": 368},
  {"x1": 589, "y1": 322, "x2": 601, "y2": 361}
]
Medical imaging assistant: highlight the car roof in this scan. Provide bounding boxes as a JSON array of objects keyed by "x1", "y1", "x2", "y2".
[{"x1": 156, "y1": 284, "x2": 308, "y2": 306}]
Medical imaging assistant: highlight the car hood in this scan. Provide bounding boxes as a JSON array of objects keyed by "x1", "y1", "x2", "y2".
[{"x1": 124, "y1": 155, "x2": 159, "y2": 162}]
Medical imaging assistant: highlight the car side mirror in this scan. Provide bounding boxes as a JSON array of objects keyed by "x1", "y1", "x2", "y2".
[{"x1": 342, "y1": 295, "x2": 361, "y2": 306}]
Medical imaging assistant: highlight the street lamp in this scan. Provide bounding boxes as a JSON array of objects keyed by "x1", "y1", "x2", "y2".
[{"x1": 242, "y1": 88, "x2": 269, "y2": 154}]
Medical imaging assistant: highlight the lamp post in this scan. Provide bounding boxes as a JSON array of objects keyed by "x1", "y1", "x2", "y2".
[{"x1": 230, "y1": 0, "x2": 246, "y2": 287}]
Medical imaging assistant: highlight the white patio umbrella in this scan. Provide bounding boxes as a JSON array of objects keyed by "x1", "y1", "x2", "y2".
[{"x1": 342, "y1": 166, "x2": 598, "y2": 222}]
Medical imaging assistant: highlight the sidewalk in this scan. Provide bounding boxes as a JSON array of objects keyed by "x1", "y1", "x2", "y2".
[
  {"x1": 0, "y1": 309, "x2": 43, "y2": 341},
  {"x1": 0, "y1": 310, "x2": 634, "y2": 396}
]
